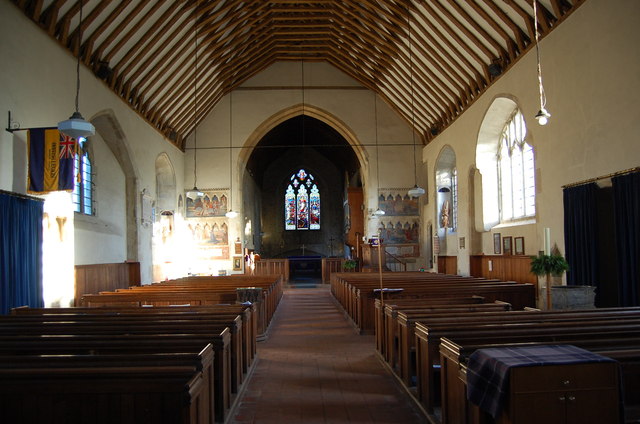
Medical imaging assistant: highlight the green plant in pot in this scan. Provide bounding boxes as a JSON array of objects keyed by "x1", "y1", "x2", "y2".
[
  {"x1": 343, "y1": 259, "x2": 357, "y2": 272},
  {"x1": 530, "y1": 252, "x2": 569, "y2": 310}
]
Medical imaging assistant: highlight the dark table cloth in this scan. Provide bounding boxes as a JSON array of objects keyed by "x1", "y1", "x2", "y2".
[{"x1": 466, "y1": 344, "x2": 616, "y2": 419}]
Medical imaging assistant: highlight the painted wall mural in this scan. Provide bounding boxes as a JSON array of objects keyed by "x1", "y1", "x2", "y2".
[
  {"x1": 377, "y1": 208, "x2": 420, "y2": 258},
  {"x1": 376, "y1": 191, "x2": 420, "y2": 257},
  {"x1": 378, "y1": 191, "x2": 419, "y2": 216},
  {"x1": 186, "y1": 218, "x2": 230, "y2": 260},
  {"x1": 186, "y1": 190, "x2": 229, "y2": 217}
]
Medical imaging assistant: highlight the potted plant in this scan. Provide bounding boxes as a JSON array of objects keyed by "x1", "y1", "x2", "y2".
[
  {"x1": 342, "y1": 259, "x2": 357, "y2": 272},
  {"x1": 530, "y1": 252, "x2": 569, "y2": 310}
]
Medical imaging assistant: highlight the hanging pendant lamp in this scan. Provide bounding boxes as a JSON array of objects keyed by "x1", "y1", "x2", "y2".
[
  {"x1": 406, "y1": 5, "x2": 425, "y2": 198},
  {"x1": 533, "y1": 0, "x2": 551, "y2": 126},
  {"x1": 187, "y1": 5, "x2": 203, "y2": 200},
  {"x1": 373, "y1": 93, "x2": 385, "y2": 217},
  {"x1": 58, "y1": 1, "x2": 95, "y2": 139},
  {"x1": 225, "y1": 89, "x2": 237, "y2": 219}
]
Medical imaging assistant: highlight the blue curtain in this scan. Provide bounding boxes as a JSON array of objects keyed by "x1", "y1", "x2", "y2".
[
  {"x1": 563, "y1": 183, "x2": 599, "y2": 287},
  {"x1": 612, "y1": 172, "x2": 640, "y2": 307},
  {"x1": 0, "y1": 192, "x2": 44, "y2": 314}
]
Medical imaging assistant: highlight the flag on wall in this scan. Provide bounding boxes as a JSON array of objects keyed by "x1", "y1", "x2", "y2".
[{"x1": 28, "y1": 127, "x2": 77, "y2": 193}]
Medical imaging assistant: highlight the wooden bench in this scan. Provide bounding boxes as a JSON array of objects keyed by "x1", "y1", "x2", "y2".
[
  {"x1": 0, "y1": 315, "x2": 243, "y2": 394},
  {"x1": 80, "y1": 275, "x2": 283, "y2": 338},
  {"x1": 374, "y1": 296, "x2": 485, "y2": 357},
  {"x1": 330, "y1": 272, "x2": 535, "y2": 333},
  {"x1": 0, "y1": 346, "x2": 214, "y2": 424},
  {"x1": 394, "y1": 302, "x2": 513, "y2": 387},
  {"x1": 410, "y1": 308, "x2": 640, "y2": 421},
  {"x1": 0, "y1": 318, "x2": 233, "y2": 422},
  {"x1": 439, "y1": 335, "x2": 640, "y2": 424},
  {"x1": 12, "y1": 304, "x2": 257, "y2": 375}
]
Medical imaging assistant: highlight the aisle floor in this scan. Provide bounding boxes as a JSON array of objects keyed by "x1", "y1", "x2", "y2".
[{"x1": 229, "y1": 286, "x2": 427, "y2": 424}]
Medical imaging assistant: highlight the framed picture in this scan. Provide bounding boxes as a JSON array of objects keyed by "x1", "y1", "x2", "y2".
[
  {"x1": 503, "y1": 236, "x2": 513, "y2": 256},
  {"x1": 233, "y1": 256, "x2": 243, "y2": 271},
  {"x1": 515, "y1": 237, "x2": 525, "y2": 255},
  {"x1": 493, "y1": 233, "x2": 501, "y2": 254}
]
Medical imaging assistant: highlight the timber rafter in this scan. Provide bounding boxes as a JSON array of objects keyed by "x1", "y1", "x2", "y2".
[{"x1": 11, "y1": 0, "x2": 586, "y2": 149}]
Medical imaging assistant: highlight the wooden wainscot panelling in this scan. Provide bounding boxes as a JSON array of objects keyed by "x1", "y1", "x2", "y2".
[
  {"x1": 322, "y1": 258, "x2": 344, "y2": 284},
  {"x1": 254, "y1": 259, "x2": 290, "y2": 282},
  {"x1": 470, "y1": 255, "x2": 538, "y2": 297},
  {"x1": 74, "y1": 262, "x2": 141, "y2": 306},
  {"x1": 437, "y1": 256, "x2": 458, "y2": 275}
]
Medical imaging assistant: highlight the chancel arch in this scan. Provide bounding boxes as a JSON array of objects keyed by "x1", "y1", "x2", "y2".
[
  {"x1": 243, "y1": 111, "x2": 363, "y2": 260},
  {"x1": 239, "y1": 104, "x2": 370, "y2": 187}
]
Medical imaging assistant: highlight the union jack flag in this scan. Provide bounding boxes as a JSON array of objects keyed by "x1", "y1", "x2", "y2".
[{"x1": 59, "y1": 134, "x2": 76, "y2": 159}]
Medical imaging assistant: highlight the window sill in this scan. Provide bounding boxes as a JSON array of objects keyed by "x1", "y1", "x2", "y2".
[{"x1": 493, "y1": 217, "x2": 536, "y2": 229}]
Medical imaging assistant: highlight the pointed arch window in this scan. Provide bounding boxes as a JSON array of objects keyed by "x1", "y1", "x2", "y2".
[
  {"x1": 73, "y1": 137, "x2": 93, "y2": 215},
  {"x1": 285, "y1": 169, "x2": 320, "y2": 230},
  {"x1": 498, "y1": 109, "x2": 535, "y2": 221}
]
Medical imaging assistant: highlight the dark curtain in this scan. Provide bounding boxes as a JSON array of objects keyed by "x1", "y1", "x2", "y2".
[
  {"x1": 612, "y1": 172, "x2": 640, "y2": 307},
  {"x1": 0, "y1": 192, "x2": 44, "y2": 314},
  {"x1": 563, "y1": 183, "x2": 599, "y2": 287}
]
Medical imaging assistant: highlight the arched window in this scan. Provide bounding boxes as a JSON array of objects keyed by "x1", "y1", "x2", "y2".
[
  {"x1": 285, "y1": 169, "x2": 320, "y2": 230},
  {"x1": 73, "y1": 138, "x2": 93, "y2": 215},
  {"x1": 435, "y1": 146, "x2": 457, "y2": 233},
  {"x1": 498, "y1": 110, "x2": 535, "y2": 221}
]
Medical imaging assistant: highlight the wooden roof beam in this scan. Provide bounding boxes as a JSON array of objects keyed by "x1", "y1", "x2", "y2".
[{"x1": 38, "y1": 0, "x2": 65, "y2": 35}]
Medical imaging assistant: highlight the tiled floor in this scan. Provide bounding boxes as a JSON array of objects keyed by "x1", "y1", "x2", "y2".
[{"x1": 230, "y1": 285, "x2": 427, "y2": 423}]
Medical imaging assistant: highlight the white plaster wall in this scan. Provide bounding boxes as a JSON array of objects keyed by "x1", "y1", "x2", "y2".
[
  {"x1": 74, "y1": 132, "x2": 126, "y2": 265},
  {"x1": 421, "y1": 0, "x2": 640, "y2": 275},
  {"x1": 0, "y1": 3, "x2": 185, "y2": 283},
  {"x1": 183, "y1": 61, "x2": 419, "y2": 247}
]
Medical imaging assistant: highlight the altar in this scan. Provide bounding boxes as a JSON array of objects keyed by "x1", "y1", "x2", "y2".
[{"x1": 288, "y1": 255, "x2": 322, "y2": 279}]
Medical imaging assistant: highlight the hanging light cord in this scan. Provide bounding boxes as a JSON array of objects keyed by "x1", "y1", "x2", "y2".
[
  {"x1": 301, "y1": 59, "x2": 305, "y2": 149},
  {"x1": 229, "y1": 89, "x2": 233, "y2": 210},
  {"x1": 533, "y1": 0, "x2": 547, "y2": 111},
  {"x1": 408, "y1": 6, "x2": 418, "y2": 186},
  {"x1": 75, "y1": 0, "x2": 84, "y2": 114},
  {"x1": 193, "y1": 6, "x2": 199, "y2": 188},
  {"x1": 375, "y1": 93, "x2": 380, "y2": 187}
]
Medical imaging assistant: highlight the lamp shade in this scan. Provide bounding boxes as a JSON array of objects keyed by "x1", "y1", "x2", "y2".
[
  {"x1": 225, "y1": 209, "x2": 238, "y2": 219},
  {"x1": 373, "y1": 208, "x2": 385, "y2": 216},
  {"x1": 186, "y1": 187, "x2": 204, "y2": 199},
  {"x1": 408, "y1": 185, "x2": 426, "y2": 197},
  {"x1": 58, "y1": 111, "x2": 95, "y2": 139},
  {"x1": 535, "y1": 108, "x2": 551, "y2": 126}
]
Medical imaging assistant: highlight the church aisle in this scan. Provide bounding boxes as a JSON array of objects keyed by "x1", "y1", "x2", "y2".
[{"x1": 230, "y1": 286, "x2": 426, "y2": 424}]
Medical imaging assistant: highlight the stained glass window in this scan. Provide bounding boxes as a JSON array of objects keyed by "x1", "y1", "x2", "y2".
[{"x1": 285, "y1": 169, "x2": 320, "y2": 230}]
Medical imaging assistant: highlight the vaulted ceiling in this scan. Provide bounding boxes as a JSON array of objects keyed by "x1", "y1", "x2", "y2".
[{"x1": 12, "y1": 0, "x2": 585, "y2": 150}]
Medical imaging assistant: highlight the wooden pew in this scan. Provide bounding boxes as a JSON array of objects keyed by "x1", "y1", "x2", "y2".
[
  {"x1": 394, "y1": 302, "x2": 512, "y2": 387},
  {"x1": 374, "y1": 296, "x2": 485, "y2": 357},
  {"x1": 12, "y1": 304, "x2": 257, "y2": 376},
  {"x1": 330, "y1": 272, "x2": 535, "y2": 333},
  {"x1": 411, "y1": 308, "x2": 640, "y2": 421},
  {"x1": 0, "y1": 315, "x2": 243, "y2": 394},
  {"x1": 5, "y1": 275, "x2": 285, "y2": 424},
  {"x1": 0, "y1": 321, "x2": 232, "y2": 422},
  {"x1": 0, "y1": 346, "x2": 214, "y2": 424},
  {"x1": 439, "y1": 336, "x2": 640, "y2": 424},
  {"x1": 79, "y1": 275, "x2": 283, "y2": 338}
]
